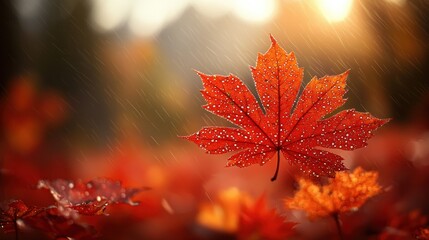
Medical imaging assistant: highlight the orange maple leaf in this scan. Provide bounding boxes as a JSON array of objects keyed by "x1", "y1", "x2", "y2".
[
  {"x1": 284, "y1": 167, "x2": 381, "y2": 219},
  {"x1": 183, "y1": 35, "x2": 388, "y2": 181}
]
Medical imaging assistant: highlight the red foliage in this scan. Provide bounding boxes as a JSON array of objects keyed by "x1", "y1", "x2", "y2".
[
  {"x1": 25, "y1": 207, "x2": 99, "y2": 240},
  {"x1": 184, "y1": 35, "x2": 388, "y2": 180},
  {"x1": 1, "y1": 76, "x2": 68, "y2": 155},
  {"x1": 379, "y1": 210, "x2": 428, "y2": 240},
  {"x1": 0, "y1": 178, "x2": 145, "y2": 239},
  {"x1": 238, "y1": 196, "x2": 296, "y2": 240},
  {"x1": 38, "y1": 178, "x2": 146, "y2": 215},
  {"x1": 0, "y1": 76, "x2": 71, "y2": 203},
  {"x1": 0, "y1": 200, "x2": 42, "y2": 233}
]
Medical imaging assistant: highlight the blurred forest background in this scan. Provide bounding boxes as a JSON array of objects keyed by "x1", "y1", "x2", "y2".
[
  {"x1": 1, "y1": 0, "x2": 429, "y2": 239},
  {"x1": 1, "y1": 0, "x2": 428, "y2": 147}
]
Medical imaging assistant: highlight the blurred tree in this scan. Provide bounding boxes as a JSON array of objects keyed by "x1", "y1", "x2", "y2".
[
  {"x1": 365, "y1": 0, "x2": 429, "y2": 121},
  {"x1": 0, "y1": 0, "x2": 21, "y2": 95},
  {"x1": 36, "y1": 1, "x2": 113, "y2": 147}
]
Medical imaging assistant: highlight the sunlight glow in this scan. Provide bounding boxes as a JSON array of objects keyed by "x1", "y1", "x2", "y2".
[
  {"x1": 318, "y1": 0, "x2": 353, "y2": 22},
  {"x1": 90, "y1": 0, "x2": 276, "y2": 37},
  {"x1": 128, "y1": 0, "x2": 167, "y2": 37},
  {"x1": 191, "y1": 0, "x2": 231, "y2": 18},
  {"x1": 384, "y1": 0, "x2": 406, "y2": 6},
  {"x1": 233, "y1": 0, "x2": 276, "y2": 23},
  {"x1": 91, "y1": 0, "x2": 130, "y2": 32},
  {"x1": 128, "y1": 0, "x2": 188, "y2": 37}
]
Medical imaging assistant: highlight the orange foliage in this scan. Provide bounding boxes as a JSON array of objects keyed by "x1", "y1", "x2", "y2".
[
  {"x1": 196, "y1": 188, "x2": 296, "y2": 239},
  {"x1": 285, "y1": 167, "x2": 381, "y2": 219},
  {"x1": 196, "y1": 187, "x2": 253, "y2": 233},
  {"x1": 1, "y1": 76, "x2": 68, "y2": 154}
]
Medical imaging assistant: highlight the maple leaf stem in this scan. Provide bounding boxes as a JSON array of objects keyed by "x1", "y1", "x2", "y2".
[
  {"x1": 271, "y1": 150, "x2": 281, "y2": 181},
  {"x1": 333, "y1": 213, "x2": 344, "y2": 240}
]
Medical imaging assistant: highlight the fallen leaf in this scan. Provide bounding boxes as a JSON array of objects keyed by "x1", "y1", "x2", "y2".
[
  {"x1": 26, "y1": 206, "x2": 99, "y2": 240},
  {"x1": 0, "y1": 200, "x2": 42, "y2": 233},
  {"x1": 38, "y1": 178, "x2": 145, "y2": 215}
]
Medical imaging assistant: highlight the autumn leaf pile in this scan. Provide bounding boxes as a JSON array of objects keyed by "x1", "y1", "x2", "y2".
[{"x1": 1, "y1": 179, "x2": 145, "y2": 239}]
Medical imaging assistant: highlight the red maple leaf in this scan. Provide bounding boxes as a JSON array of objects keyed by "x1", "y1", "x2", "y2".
[
  {"x1": 0, "y1": 200, "x2": 42, "y2": 234},
  {"x1": 0, "y1": 200, "x2": 99, "y2": 239},
  {"x1": 26, "y1": 207, "x2": 99, "y2": 240},
  {"x1": 183, "y1": 35, "x2": 389, "y2": 181},
  {"x1": 38, "y1": 178, "x2": 146, "y2": 215}
]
